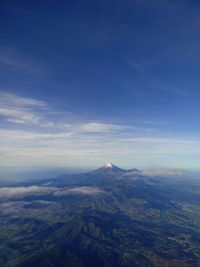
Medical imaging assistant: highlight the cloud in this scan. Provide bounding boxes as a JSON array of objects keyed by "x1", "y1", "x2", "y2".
[
  {"x1": 1, "y1": 92, "x2": 200, "y2": 171},
  {"x1": 0, "y1": 91, "x2": 127, "y2": 132},
  {"x1": 78, "y1": 122, "x2": 124, "y2": 133},
  {"x1": 0, "y1": 92, "x2": 47, "y2": 108},
  {"x1": 41, "y1": 121, "x2": 126, "y2": 133},
  {"x1": 54, "y1": 186, "x2": 106, "y2": 196},
  {"x1": 0, "y1": 108, "x2": 41, "y2": 124},
  {"x1": 140, "y1": 120, "x2": 171, "y2": 126},
  {"x1": 0, "y1": 186, "x2": 106, "y2": 199},
  {"x1": 0, "y1": 91, "x2": 48, "y2": 125},
  {"x1": 1, "y1": 127, "x2": 200, "y2": 171},
  {"x1": 0, "y1": 48, "x2": 46, "y2": 76},
  {"x1": 142, "y1": 168, "x2": 189, "y2": 177},
  {"x1": 0, "y1": 186, "x2": 55, "y2": 198}
]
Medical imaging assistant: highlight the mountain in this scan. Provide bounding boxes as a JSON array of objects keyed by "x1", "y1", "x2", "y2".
[
  {"x1": 92, "y1": 162, "x2": 130, "y2": 175},
  {"x1": 29, "y1": 163, "x2": 140, "y2": 187},
  {"x1": 0, "y1": 164, "x2": 200, "y2": 267}
]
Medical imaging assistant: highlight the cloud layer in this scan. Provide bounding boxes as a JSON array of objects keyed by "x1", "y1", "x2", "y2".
[
  {"x1": 1, "y1": 91, "x2": 200, "y2": 171},
  {"x1": 0, "y1": 186, "x2": 106, "y2": 199}
]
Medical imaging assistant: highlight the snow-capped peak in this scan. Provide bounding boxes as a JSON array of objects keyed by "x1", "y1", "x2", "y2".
[
  {"x1": 104, "y1": 162, "x2": 114, "y2": 168},
  {"x1": 93, "y1": 163, "x2": 128, "y2": 174}
]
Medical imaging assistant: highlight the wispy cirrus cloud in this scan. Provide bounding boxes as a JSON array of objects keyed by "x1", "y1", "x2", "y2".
[
  {"x1": 138, "y1": 120, "x2": 171, "y2": 126},
  {"x1": 0, "y1": 108, "x2": 41, "y2": 125},
  {"x1": 0, "y1": 47, "x2": 47, "y2": 76},
  {"x1": 0, "y1": 92, "x2": 47, "y2": 108},
  {"x1": 0, "y1": 91, "x2": 127, "y2": 132},
  {"x1": 78, "y1": 122, "x2": 125, "y2": 133},
  {"x1": 1, "y1": 127, "x2": 200, "y2": 170},
  {"x1": 1, "y1": 91, "x2": 199, "y2": 172},
  {"x1": 0, "y1": 91, "x2": 47, "y2": 125}
]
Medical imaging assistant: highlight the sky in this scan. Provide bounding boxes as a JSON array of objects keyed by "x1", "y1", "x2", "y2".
[{"x1": 0, "y1": 0, "x2": 200, "y2": 180}]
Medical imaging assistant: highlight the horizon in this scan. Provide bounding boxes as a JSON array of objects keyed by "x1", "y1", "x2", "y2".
[
  {"x1": 1, "y1": 162, "x2": 200, "y2": 182},
  {"x1": 1, "y1": 0, "x2": 200, "y2": 180}
]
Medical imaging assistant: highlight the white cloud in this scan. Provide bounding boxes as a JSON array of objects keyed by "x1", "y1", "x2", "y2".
[
  {"x1": 0, "y1": 91, "x2": 128, "y2": 133},
  {"x1": 0, "y1": 91, "x2": 47, "y2": 125},
  {"x1": 0, "y1": 186, "x2": 105, "y2": 199},
  {"x1": 0, "y1": 92, "x2": 47, "y2": 108},
  {"x1": 0, "y1": 108, "x2": 41, "y2": 124},
  {"x1": 0, "y1": 186, "x2": 55, "y2": 198},
  {"x1": 0, "y1": 126, "x2": 200, "y2": 170},
  {"x1": 1, "y1": 91, "x2": 200, "y2": 171},
  {"x1": 141, "y1": 168, "x2": 189, "y2": 177},
  {"x1": 54, "y1": 186, "x2": 106, "y2": 196},
  {"x1": 78, "y1": 122, "x2": 125, "y2": 132}
]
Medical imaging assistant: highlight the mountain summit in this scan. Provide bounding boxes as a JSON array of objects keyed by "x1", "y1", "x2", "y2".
[
  {"x1": 93, "y1": 163, "x2": 128, "y2": 175},
  {"x1": 103, "y1": 162, "x2": 114, "y2": 168}
]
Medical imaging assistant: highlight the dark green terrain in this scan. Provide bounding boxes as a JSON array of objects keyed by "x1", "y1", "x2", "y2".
[{"x1": 0, "y1": 164, "x2": 200, "y2": 267}]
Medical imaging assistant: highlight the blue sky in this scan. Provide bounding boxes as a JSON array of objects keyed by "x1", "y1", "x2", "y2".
[{"x1": 0, "y1": 0, "x2": 200, "y2": 179}]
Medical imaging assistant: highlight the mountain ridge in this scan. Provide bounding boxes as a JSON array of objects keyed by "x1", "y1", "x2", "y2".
[{"x1": 0, "y1": 163, "x2": 200, "y2": 267}]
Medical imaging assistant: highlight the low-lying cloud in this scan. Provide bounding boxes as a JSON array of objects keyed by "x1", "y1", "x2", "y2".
[
  {"x1": 0, "y1": 186, "x2": 55, "y2": 198},
  {"x1": 0, "y1": 185, "x2": 106, "y2": 199},
  {"x1": 54, "y1": 186, "x2": 106, "y2": 196}
]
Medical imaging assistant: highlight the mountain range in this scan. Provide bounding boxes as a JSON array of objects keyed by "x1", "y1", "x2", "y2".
[{"x1": 0, "y1": 163, "x2": 200, "y2": 267}]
